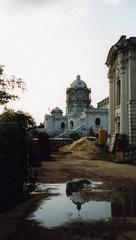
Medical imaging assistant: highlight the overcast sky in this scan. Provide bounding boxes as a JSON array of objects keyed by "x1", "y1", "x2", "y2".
[{"x1": 0, "y1": 0, "x2": 136, "y2": 124}]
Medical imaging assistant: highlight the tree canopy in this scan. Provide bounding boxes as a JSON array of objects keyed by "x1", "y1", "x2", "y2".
[
  {"x1": 0, "y1": 109, "x2": 36, "y2": 130},
  {"x1": 0, "y1": 65, "x2": 26, "y2": 105}
]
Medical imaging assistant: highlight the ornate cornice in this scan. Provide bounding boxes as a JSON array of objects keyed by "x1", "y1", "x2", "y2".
[{"x1": 106, "y1": 36, "x2": 136, "y2": 67}]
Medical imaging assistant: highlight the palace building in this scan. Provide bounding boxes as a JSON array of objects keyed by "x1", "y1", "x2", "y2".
[
  {"x1": 44, "y1": 75, "x2": 108, "y2": 137},
  {"x1": 106, "y1": 35, "x2": 136, "y2": 144}
]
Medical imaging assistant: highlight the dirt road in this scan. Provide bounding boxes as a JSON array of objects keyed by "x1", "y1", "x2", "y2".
[
  {"x1": 1, "y1": 149, "x2": 136, "y2": 240},
  {"x1": 36, "y1": 151, "x2": 136, "y2": 183}
]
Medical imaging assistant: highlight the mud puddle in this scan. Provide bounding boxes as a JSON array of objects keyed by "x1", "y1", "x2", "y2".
[{"x1": 28, "y1": 179, "x2": 136, "y2": 229}]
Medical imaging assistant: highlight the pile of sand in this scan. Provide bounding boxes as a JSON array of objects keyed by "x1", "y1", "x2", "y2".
[{"x1": 59, "y1": 137, "x2": 101, "y2": 153}]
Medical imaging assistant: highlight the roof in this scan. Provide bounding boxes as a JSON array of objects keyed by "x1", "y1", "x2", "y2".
[
  {"x1": 51, "y1": 107, "x2": 63, "y2": 114},
  {"x1": 70, "y1": 75, "x2": 87, "y2": 88}
]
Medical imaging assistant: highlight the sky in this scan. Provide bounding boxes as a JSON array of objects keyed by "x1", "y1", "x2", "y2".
[{"x1": 0, "y1": 0, "x2": 136, "y2": 124}]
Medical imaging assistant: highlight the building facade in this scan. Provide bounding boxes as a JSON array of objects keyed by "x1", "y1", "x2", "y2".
[
  {"x1": 97, "y1": 97, "x2": 109, "y2": 109},
  {"x1": 106, "y1": 35, "x2": 136, "y2": 144},
  {"x1": 44, "y1": 75, "x2": 108, "y2": 137}
]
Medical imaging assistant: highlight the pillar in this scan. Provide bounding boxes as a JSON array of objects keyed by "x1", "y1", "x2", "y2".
[
  {"x1": 108, "y1": 66, "x2": 115, "y2": 134},
  {"x1": 120, "y1": 54, "x2": 128, "y2": 134}
]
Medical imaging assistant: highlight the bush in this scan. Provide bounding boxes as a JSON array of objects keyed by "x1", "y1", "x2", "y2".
[{"x1": 0, "y1": 109, "x2": 36, "y2": 206}]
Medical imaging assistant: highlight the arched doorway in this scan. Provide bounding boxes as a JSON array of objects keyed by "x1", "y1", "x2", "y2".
[
  {"x1": 70, "y1": 120, "x2": 74, "y2": 128},
  {"x1": 61, "y1": 122, "x2": 65, "y2": 129},
  {"x1": 95, "y1": 118, "x2": 100, "y2": 126}
]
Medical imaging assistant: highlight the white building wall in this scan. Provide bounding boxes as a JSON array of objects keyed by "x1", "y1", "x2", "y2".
[
  {"x1": 128, "y1": 49, "x2": 136, "y2": 144},
  {"x1": 44, "y1": 109, "x2": 108, "y2": 137},
  {"x1": 44, "y1": 114, "x2": 68, "y2": 136},
  {"x1": 106, "y1": 36, "x2": 136, "y2": 144},
  {"x1": 86, "y1": 111, "x2": 108, "y2": 134},
  {"x1": 44, "y1": 115, "x2": 54, "y2": 135}
]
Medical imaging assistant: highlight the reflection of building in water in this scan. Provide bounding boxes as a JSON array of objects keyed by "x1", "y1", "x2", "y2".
[
  {"x1": 111, "y1": 187, "x2": 136, "y2": 217},
  {"x1": 66, "y1": 179, "x2": 111, "y2": 215},
  {"x1": 66, "y1": 180, "x2": 136, "y2": 218},
  {"x1": 70, "y1": 191, "x2": 91, "y2": 212},
  {"x1": 66, "y1": 179, "x2": 91, "y2": 196},
  {"x1": 66, "y1": 179, "x2": 91, "y2": 215}
]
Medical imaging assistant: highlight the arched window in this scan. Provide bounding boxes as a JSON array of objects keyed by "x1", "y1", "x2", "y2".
[
  {"x1": 70, "y1": 120, "x2": 74, "y2": 128},
  {"x1": 95, "y1": 118, "x2": 100, "y2": 126},
  {"x1": 61, "y1": 122, "x2": 65, "y2": 129}
]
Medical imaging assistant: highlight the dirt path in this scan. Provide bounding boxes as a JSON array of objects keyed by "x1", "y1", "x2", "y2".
[
  {"x1": 36, "y1": 151, "x2": 136, "y2": 184},
  {"x1": 1, "y1": 150, "x2": 136, "y2": 240}
]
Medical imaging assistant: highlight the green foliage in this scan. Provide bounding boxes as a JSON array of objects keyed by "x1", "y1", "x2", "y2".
[
  {"x1": 0, "y1": 109, "x2": 36, "y2": 159},
  {"x1": 0, "y1": 109, "x2": 36, "y2": 203},
  {"x1": 0, "y1": 108, "x2": 36, "y2": 130},
  {"x1": 0, "y1": 66, "x2": 25, "y2": 105},
  {"x1": 0, "y1": 91, "x2": 17, "y2": 104}
]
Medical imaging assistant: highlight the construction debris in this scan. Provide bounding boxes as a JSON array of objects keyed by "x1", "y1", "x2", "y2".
[{"x1": 59, "y1": 137, "x2": 102, "y2": 153}]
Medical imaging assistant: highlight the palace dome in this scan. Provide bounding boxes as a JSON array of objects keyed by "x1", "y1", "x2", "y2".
[
  {"x1": 51, "y1": 107, "x2": 63, "y2": 116},
  {"x1": 70, "y1": 75, "x2": 87, "y2": 88}
]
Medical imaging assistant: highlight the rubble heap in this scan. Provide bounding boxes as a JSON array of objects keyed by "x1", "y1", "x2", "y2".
[{"x1": 59, "y1": 137, "x2": 101, "y2": 153}]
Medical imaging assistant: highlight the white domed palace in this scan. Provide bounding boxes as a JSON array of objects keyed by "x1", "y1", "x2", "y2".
[{"x1": 44, "y1": 75, "x2": 108, "y2": 137}]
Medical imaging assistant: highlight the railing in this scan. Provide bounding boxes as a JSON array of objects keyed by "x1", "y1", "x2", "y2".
[{"x1": 57, "y1": 125, "x2": 82, "y2": 138}]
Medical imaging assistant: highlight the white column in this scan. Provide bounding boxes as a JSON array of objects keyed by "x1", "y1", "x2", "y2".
[
  {"x1": 120, "y1": 54, "x2": 127, "y2": 134},
  {"x1": 108, "y1": 66, "x2": 115, "y2": 134}
]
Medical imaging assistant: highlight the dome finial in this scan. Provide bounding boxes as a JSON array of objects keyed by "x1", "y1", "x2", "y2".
[{"x1": 76, "y1": 74, "x2": 81, "y2": 81}]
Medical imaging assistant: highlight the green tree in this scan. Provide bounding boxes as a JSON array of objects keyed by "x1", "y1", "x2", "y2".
[
  {"x1": 0, "y1": 65, "x2": 26, "y2": 105},
  {"x1": 0, "y1": 108, "x2": 36, "y2": 131},
  {"x1": 0, "y1": 109, "x2": 36, "y2": 203}
]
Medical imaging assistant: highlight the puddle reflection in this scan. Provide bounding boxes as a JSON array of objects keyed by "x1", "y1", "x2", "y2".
[{"x1": 28, "y1": 179, "x2": 136, "y2": 228}]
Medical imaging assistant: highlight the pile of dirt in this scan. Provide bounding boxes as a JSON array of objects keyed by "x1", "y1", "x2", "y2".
[{"x1": 59, "y1": 137, "x2": 102, "y2": 153}]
